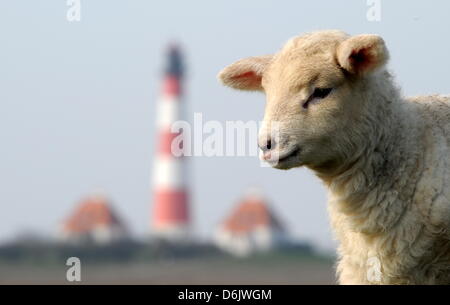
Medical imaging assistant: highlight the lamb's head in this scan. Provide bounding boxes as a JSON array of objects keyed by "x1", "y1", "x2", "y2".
[{"x1": 218, "y1": 30, "x2": 389, "y2": 172}]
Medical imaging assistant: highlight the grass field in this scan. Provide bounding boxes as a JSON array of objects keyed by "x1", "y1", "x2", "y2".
[{"x1": 0, "y1": 254, "x2": 335, "y2": 285}]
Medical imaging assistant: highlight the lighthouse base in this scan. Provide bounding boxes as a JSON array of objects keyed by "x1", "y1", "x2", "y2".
[{"x1": 151, "y1": 224, "x2": 191, "y2": 243}]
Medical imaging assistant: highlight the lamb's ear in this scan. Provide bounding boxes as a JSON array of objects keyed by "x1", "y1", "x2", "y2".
[
  {"x1": 337, "y1": 35, "x2": 389, "y2": 76},
  {"x1": 218, "y1": 55, "x2": 273, "y2": 91}
]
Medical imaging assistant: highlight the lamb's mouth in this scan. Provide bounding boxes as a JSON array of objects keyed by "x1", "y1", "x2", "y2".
[{"x1": 267, "y1": 147, "x2": 301, "y2": 169}]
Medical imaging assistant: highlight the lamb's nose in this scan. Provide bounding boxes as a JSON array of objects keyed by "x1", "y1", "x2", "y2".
[{"x1": 259, "y1": 137, "x2": 276, "y2": 152}]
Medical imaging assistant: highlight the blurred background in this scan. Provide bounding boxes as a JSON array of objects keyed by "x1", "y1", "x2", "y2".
[{"x1": 1, "y1": 0, "x2": 449, "y2": 284}]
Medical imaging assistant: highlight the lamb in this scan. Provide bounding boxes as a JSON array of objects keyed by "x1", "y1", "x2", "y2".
[{"x1": 218, "y1": 30, "x2": 450, "y2": 285}]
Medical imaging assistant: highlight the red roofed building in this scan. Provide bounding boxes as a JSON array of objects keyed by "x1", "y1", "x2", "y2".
[
  {"x1": 214, "y1": 189, "x2": 290, "y2": 256},
  {"x1": 59, "y1": 195, "x2": 128, "y2": 244}
]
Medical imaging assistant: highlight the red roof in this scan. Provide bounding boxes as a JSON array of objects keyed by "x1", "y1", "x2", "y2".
[
  {"x1": 221, "y1": 192, "x2": 285, "y2": 234},
  {"x1": 62, "y1": 195, "x2": 124, "y2": 234}
]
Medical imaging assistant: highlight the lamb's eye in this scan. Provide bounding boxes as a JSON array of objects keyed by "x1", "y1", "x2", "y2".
[
  {"x1": 312, "y1": 88, "x2": 333, "y2": 99},
  {"x1": 302, "y1": 88, "x2": 333, "y2": 109}
]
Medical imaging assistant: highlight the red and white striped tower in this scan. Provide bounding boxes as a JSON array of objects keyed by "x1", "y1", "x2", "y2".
[{"x1": 151, "y1": 45, "x2": 190, "y2": 241}]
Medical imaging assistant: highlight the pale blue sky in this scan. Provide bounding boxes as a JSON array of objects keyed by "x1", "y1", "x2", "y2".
[{"x1": 1, "y1": 1, "x2": 449, "y2": 251}]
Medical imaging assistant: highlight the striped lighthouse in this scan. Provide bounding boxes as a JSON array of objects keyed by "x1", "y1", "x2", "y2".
[{"x1": 151, "y1": 45, "x2": 190, "y2": 241}]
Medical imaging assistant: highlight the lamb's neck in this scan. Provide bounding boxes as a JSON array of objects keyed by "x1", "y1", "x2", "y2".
[{"x1": 316, "y1": 91, "x2": 423, "y2": 234}]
